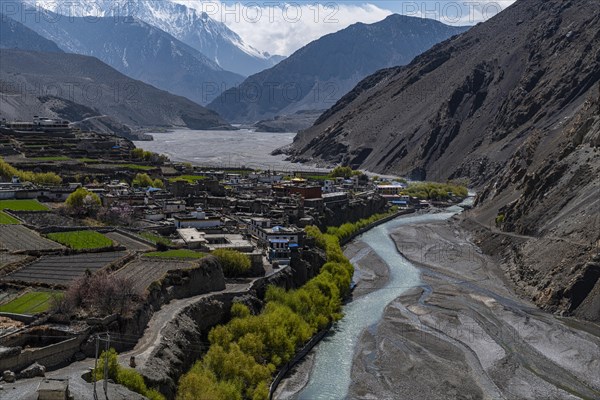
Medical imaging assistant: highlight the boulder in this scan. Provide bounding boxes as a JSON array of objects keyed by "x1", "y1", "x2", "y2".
[
  {"x1": 2, "y1": 370, "x2": 15, "y2": 383},
  {"x1": 17, "y1": 362, "x2": 46, "y2": 379}
]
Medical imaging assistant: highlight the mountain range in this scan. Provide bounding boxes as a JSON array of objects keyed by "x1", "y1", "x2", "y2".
[
  {"x1": 0, "y1": 16, "x2": 231, "y2": 134},
  {"x1": 13, "y1": 2, "x2": 243, "y2": 105},
  {"x1": 208, "y1": 14, "x2": 468, "y2": 123},
  {"x1": 0, "y1": 12, "x2": 62, "y2": 53},
  {"x1": 24, "y1": 0, "x2": 284, "y2": 76},
  {"x1": 286, "y1": 0, "x2": 600, "y2": 320}
]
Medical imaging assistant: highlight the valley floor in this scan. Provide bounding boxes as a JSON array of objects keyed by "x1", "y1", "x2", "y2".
[
  {"x1": 277, "y1": 217, "x2": 600, "y2": 400},
  {"x1": 348, "y1": 220, "x2": 600, "y2": 400}
]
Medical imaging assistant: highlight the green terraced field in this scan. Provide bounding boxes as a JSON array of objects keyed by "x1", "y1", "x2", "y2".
[
  {"x1": 0, "y1": 211, "x2": 20, "y2": 224},
  {"x1": 118, "y1": 164, "x2": 154, "y2": 171},
  {"x1": 0, "y1": 291, "x2": 56, "y2": 314},
  {"x1": 168, "y1": 175, "x2": 207, "y2": 183},
  {"x1": 29, "y1": 156, "x2": 71, "y2": 161},
  {"x1": 47, "y1": 230, "x2": 113, "y2": 250},
  {"x1": 0, "y1": 199, "x2": 49, "y2": 211},
  {"x1": 144, "y1": 249, "x2": 207, "y2": 259}
]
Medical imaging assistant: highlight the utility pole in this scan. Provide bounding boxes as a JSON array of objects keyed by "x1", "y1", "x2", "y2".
[
  {"x1": 103, "y1": 333, "x2": 110, "y2": 400},
  {"x1": 93, "y1": 334, "x2": 99, "y2": 400}
]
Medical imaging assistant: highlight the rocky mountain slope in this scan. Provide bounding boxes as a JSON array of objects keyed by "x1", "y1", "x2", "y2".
[
  {"x1": 0, "y1": 48, "x2": 231, "y2": 131},
  {"x1": 287, "y1": 0, "x2": 600, "y2": 320},
  {"x1": 208, "y1": 14, "x2": 468, "y2": 123},
  {"x1": 15, "y1": 2, "x2": 243, "y2": 105},
  {"x1": 0, "y1": 13, "x2": 62, "y2": 53},
  {"x1": 25, "y1": 0, "x2": 283, "y2": 76}
]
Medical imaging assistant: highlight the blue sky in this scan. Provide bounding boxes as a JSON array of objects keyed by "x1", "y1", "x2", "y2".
[{"x1": 198, "y1": 1, "x2": 516, "y2": 55}]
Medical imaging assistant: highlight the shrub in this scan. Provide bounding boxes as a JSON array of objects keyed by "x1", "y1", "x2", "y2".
[
  {"x1": 132, "y1": 173, "x2": 154, "y2": 187},
  {"x1": 212, "y1": 249, "x2": 252, "y2": 277},
  {"x1": 495, "y1": 213, "x2": 506, "y2": 226},
  {"x1": 93, "y1": 348, "x2": 165, "y2": 400}
]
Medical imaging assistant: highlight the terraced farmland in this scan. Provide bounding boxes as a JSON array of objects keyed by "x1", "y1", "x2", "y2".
[
  {"x1": 0, "y1": 291, "x2": 56, "y2": 314},
  {"x1": 11, "y1": 211, "x2": 80, "y2": 228},
  {"x1": 0, "y1": 199, "x2": 49, "y2": 211},
  {"x1": 0, "y1": 211, "x2": 20, "y2": 225},
  {"x1": 3, "y1": 251, "x2": 130, "y2": 286},
  {"x1": 114, "y1": 258, "x2": 198, "y2": 292},
  {"x1": 0, "y1": 253, "x2": 28, "y2": 272},
  {"x1": 46, "y1": 230, "x2": 113, "y2": 250},
  {"x1": 0, "y1": 225, "x2": 63, "y2": 252},
  {"x1": 105, "y1": 231, "x2": 154, "y2": 251}
]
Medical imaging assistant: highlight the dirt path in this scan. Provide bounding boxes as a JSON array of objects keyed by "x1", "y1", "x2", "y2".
[
  {"x1": 349, "y1": 221, "x2": 600, "y2": 400},
  {"x1": 119, "y1": 282, "x2": 252, "y2": 369}
]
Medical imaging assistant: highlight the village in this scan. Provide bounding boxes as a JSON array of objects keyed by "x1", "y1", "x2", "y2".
[{"x1": 0, "y1": 118, "x2": 467, "y2": 399}]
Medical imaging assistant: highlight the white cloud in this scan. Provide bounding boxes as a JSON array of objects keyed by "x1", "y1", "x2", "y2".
[{"x1": 181, "y1": 2, "x2": 393, "y2": 56}]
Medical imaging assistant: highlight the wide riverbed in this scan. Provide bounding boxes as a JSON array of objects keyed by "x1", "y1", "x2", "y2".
[
  {"x1": 293, "y1": 205, "x2": 468, "y2": 399},
  {"x1": 277, "y1": 202, "x2": 600, "y2": 400},
  {"x1": 134, "y1": 129, "x2": 327, "y2": 172}
]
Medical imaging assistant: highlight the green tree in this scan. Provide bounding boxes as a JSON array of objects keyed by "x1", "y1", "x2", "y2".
[
  {"x1": 65, "y1": 187, "x2": 101, "y2": 215},
  {"x1": 152, "y1": 178, "x2": 164, "y2": 189},
  {"x1": 212, "y1": 249, "x2": 252, "y2": 277},
  {"x1": 0, "y1": 157, "x2": 62, "y2": 185},
  {"x1": 329, "y1": 166, "x2": 353, "y2": 178},
  {"x1": 131, "y1": 148, "x2": 144, "y2": 159},
  {"x1": 132, "y1": 173, "x2": 154, "y2": 188}
]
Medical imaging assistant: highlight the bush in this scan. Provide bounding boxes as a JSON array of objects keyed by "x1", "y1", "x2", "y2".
[
  {"x1": 212, "y1": 249, "x2": 252, "y2": 277},
  {"x1": 132, "y1": 173, "x2": 154, "y2": 188},
  {"x1": 93, "y1": 348, "x2": 165, "y2": 400},
  {"x1": 495, "y1": 213, "x2": 506, "y2": 226}
]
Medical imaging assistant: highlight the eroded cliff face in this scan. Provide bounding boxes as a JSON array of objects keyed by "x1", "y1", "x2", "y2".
[{"x1": 469, "y1": 87, "x2": 600, "y2": 320}]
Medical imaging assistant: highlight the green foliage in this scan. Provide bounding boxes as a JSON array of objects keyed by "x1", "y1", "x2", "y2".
[
  {"x1": 402, "y1": 182, "x2": 468, "y2": 200},
  {"x1": 329, "y1": 166, "x2": 354, "y2": 178},
  {"x1": 0, "y1": 291, "x2": 57, "y2": 314},
  {"x1": 152, "y1": 178, "x2": 164, "y2": 189},
  {"x1": 0, "y1": 199, "x2": 49, "y2": 211},
  {"x1": 177, "y1": 212, "x2": 393, "y2": 400},
  {"x1": 318, "y1": 209, "x2": 398, "y2": 244},
  {"x1": 305, "y1": 175, "x2": 329, "y2": 182},
  {"x1": 131, "y1": 148, "x2": 144, "y2": 159},
  {"x1": 495, "y1": 213, "x2": 506, "y2": 226},
  {"x1": 0, "y1": 157, "x2": 62, "y2": 185},
  {"x1": 29, "y1": 156, "x2": 71, "y2": 161},
  {"x1": 231, "y1": 303, "x2": 251, "y2": 319},
  {"x1": 144, "y1": 249, "x2": 207, "y2": 259},
  {"x1": 139, "y1": 232, "x2": 172, "y2": 246},
  {"x1": 132, "y1": 173, "x2": 154, "y2": 187},
  {"x1": 120, "y1": 164, "x2": 154, "y2": 171},
  {"x1": 212, "y1": 249, "x2": 252, "y2": 277},
  {"x1": 65, "y1": 187, "x2": 101, "y2": 212},
  {"x1": 0, "y1": 211, "x2": 21, "y2": 224},
  {"x1": 169, "y1": 175, "x2": 207, "y2": 183},
  {"x1": 47, "y1": 231, "x2": 113, "y2": 250},
  {"x1": 93, "y1": 348, "x2": 165, "y2": 400}
]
